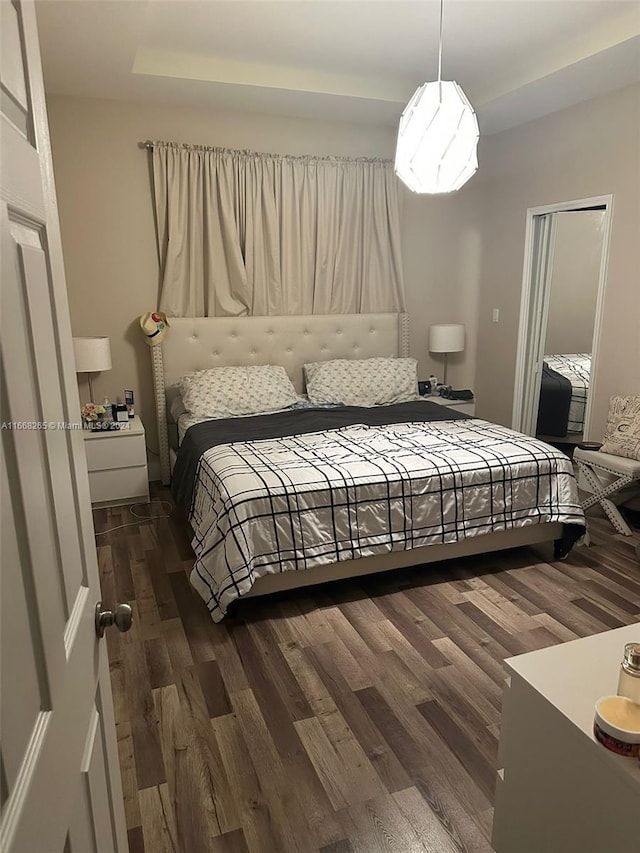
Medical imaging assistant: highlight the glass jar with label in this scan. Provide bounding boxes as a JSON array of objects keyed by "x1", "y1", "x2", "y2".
[{"x1": 617, "y1": 642, "x2": 640, "y2": 704}]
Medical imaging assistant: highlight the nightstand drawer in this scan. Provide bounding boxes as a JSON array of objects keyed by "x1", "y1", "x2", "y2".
[
  {"x1": 85, "y1": 432, "x2": 146, "y2": 472},
  {"x1": 88, "y1": 466, "x2": 149, "y2": 506}
]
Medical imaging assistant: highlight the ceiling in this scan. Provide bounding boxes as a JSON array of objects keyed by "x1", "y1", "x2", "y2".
[{"x1": 36, "y1": 0, "x2": 640, "y2": 134}]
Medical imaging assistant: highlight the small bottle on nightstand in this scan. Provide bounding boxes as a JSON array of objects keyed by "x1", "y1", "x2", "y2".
[{"x1": 617, "y1": 643, "x2": 640, "y2": 704}]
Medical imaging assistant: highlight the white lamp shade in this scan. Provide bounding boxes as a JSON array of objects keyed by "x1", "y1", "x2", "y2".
[
  {"x1": 429, "y1": 324, "x2": 465, "y2": 353},
  {"x1": 395, "y1": 80, "x2": 479, "y2": 194},
  {"x1": 73, "y1": 337, "x2": 112, "y2": 373}
]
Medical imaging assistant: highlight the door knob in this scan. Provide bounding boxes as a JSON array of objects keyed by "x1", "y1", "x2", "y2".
[{"x1": 95, "y1": 601, "x2": 133, "y2": 638}]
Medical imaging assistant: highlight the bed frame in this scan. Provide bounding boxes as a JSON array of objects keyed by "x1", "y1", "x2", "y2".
[{"x1": 151, "y1": 312, "x2": 562, "y2": 600}]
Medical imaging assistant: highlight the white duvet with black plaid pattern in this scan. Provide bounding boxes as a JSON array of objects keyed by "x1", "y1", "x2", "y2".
[{"x1": 188, "y1": 418, "x2": 584, "y2": 621}]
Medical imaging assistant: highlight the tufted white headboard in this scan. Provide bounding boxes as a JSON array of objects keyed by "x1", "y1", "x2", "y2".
[{"x1": 152, "y1": 312, "x2": 409, "y2": 484}]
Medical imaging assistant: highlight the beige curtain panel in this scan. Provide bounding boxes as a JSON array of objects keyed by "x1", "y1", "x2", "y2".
[{"x1": 151, "y1": 143, "x2": 405, "y2": 317}]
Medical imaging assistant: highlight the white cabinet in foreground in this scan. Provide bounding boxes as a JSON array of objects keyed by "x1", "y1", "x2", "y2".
[{"x1": 493, "y1": 624, "x2": 640, "y2": 853}]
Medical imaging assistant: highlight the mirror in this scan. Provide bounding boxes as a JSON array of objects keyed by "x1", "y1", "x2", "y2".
[
  {"x1": 536, "y1": 209, "x2": 606, "y2": 443},
  {"x1": 513, "y1": 196, "x2": 612, "y2": 445}
]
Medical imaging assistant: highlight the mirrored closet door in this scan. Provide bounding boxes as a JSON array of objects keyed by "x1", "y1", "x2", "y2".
[{"x1": 514, "y1": 196, "x2": 612, "y2": 444}]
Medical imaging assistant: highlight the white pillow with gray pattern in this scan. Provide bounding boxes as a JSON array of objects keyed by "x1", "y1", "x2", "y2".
[
  {"x1": 178, "y1": 364, "x2": 300, "y2": 419},
  {"x1": 304, "y1": 357, "x2": 418, "y2": 407},
  {"x1": 601, "y1": 395, "x2": 640, "y2": 460}
]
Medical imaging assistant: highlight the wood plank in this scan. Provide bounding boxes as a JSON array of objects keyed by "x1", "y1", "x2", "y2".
[
  {"x1": 138, "y1": 520, "x2": 159, "y2": 551},
  {"x1": 294, "y1": 716, "x2": 352, "y2": 811},
  {"x1": 417, "y1": 699, "x2": 496, "y2": 802},
  {"x1": 161, "y1": 616, "x2": 195, "y2": 672},
  {"x1": 213, "y1": 712, "x2": 292, "y2": 853},
  {"x1": 412, "y1": 770, "x2": 493, "y2": 853},
  {"x1": 244, "y1": 618, "x2": 315, "y2": 721},
  {"x1": 147, "y1": 550, "x2": 179, "y2": 621},
  {"x1": 428, "y1": 667, "x2": 500, "y2": 772},
  {"x1": 392, "y1": 786, "x2": 464, "y2": 853},
  {"x1": 170, "y1": 570, "x2": 218, "y2": 662},
  {"x1": 174, "y1": 668, "x2": 241, "y2": 837},
  {"x1": 355, "y1": 686, "x2": 426, "y2": 778},
  {"x1": 531, "y1": 611, "x2": 580, "y2": 643},
  {"x1": 123, "y1": 638, "x2": 166, "y2": 790},
  {"x1": 455, "y1": 600, "x2": 530, "y2": 656},
  {"x1": 230, "y1": 688, "x2": 315, "y2": 852},
  {"x1": 405, "y1": 585, "x2": 515, "y2": 671},
  {"x1": 126, "y1": 825, "x2": 145, "y2": 853},
  {"x1": 111, "y1": 534, "x2": 135, "y2": 601},
  {"x1": 197, "y1": 659, "x2": 232, "y2": 719},
  {"x1": 116, "y1": 723, "x2": 140, "y2": 830},
  {"x1": 430, "y1": 637, "x2": 501, "y2": 719},
  {"x1": 126, "y1": 528, "x2": 144, "y2": 563},
  {"x1": 138, "y1": 784, "x2": 178, "y2": 853},
  {"x1": 153, "y1": 682, "x2": 206, "y2": 848},
  {"x1": 363, "y1": 591, "x2": 451, "y2": 669},
  {"x1": 338, "y1": 793, "x2": 426, "y2": 853},
  {"x1": 130, "y1": 557, "x2": 162, "y2": 637},
  {"x1": 319, "y1": 841, "x2": 354, "y2": 853},
  {"x1": 210, "y1": 828, "x2": 250, "y2": 853},
  {"x1": 309, "y1": 643, "x2": 413, "y2": 796},
  {"x1": 144, "y1": 637, "x2": 174, "y2": 690},
  {"x1": 572, "y1": 595, "x2": 627, "y2": 629},
  {"x1": 366, "y1": 681, "x2": 493, "y2": 819},
  {"x1": 318, "y1": 637, "x2": 373, "y2": 692}
]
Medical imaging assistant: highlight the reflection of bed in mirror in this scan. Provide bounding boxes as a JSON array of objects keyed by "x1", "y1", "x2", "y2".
[{"x1": 537, "y1": 352, "x2": 591, "y2": 439}]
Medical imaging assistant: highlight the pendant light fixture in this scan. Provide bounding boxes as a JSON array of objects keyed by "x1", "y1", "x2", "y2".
[{"x1": 395, "y1": 0, "x2": 479, "y2": 194}]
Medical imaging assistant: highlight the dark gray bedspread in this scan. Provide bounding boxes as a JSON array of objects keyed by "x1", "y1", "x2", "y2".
[
  {"x1": 537, "y1": 362, "x2": 572, "y2": 437},
  {"x1": 172, "y1": 400, "x2": 469, "y2": 515}
]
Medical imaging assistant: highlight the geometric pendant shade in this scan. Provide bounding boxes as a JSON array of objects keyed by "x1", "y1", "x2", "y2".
[{"x1": 395, "y1": 80, "x2": 479, "y2": 194}]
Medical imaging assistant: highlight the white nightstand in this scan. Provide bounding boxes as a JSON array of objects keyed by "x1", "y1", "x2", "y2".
[
  {"x1": 421, "y1": 395, "x2": 476, "y2": 417},
  {"x1": 83, "y1": 415, "x2": 150, "y2": 507}
]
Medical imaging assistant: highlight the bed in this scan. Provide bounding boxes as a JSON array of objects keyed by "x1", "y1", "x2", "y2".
[
  {"x1": 537, "y1": 353, "x2": 591, "y2": 437},
  {"x1": 152, "y1": 313, "x2": 585, "y2": 621}
]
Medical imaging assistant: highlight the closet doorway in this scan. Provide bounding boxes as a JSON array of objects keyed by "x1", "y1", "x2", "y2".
[{"x1": 513, "y1": 195, "x2": 613, "y2": 443}]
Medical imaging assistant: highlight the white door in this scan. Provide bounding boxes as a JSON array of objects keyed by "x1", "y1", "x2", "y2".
[{"x1": 1, "y1": 2, "x2": 128, "y2": 851}]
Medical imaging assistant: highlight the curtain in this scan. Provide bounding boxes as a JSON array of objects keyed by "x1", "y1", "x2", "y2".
[{"x1": 151, "y1": 143, "x2": 405, "y2": 317}]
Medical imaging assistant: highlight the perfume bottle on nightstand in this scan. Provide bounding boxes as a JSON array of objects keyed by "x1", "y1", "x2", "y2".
[
  {"x1": 124, "y1": 389, "x2": 135, "y2": 419},
  {"x1": 618, "y1": 643, "x2": 640, "y2": 704}
]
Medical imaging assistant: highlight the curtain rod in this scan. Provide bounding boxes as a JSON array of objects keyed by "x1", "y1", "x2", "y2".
[{"x1": 138, "y1": 140, "x2": 392, "y2": 164}]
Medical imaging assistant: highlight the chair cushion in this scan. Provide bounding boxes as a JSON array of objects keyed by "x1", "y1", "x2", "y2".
[
  {"x1": 600, "y1": 395, "x2": 640, "y2": 461},
  {"x1": 574, "y1": 447, "x2": 640, "y2": 478}
]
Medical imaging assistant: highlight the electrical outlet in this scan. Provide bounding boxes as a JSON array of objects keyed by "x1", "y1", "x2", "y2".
[{"x1": 492, "y1": 308, "x2": 500, "y2": 323}]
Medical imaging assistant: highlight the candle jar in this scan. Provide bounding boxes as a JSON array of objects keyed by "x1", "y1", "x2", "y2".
[{"x1": 617, "y1": 643, "x2": 640, "y2": 704}]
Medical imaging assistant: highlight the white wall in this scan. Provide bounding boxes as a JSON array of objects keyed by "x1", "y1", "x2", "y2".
[
  {"x1": 402, "y1": 184, "x2": 482, "y2": 390},
  {"x1": 474, "y1": 84, "x2": 640, "y2": 439}
]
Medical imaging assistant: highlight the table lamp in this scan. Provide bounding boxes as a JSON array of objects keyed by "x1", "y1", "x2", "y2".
[
  {"x1": 73, "y1": 336, "x2": 112, "y2": 402},
  {"x1": 429, "y1": 324, "x2": 465, "y2": 386}
]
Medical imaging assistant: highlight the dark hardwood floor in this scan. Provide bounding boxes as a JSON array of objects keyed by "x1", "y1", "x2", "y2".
[{"x1": 94, "y1": 486, "x2": 640, "y2": 853}]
